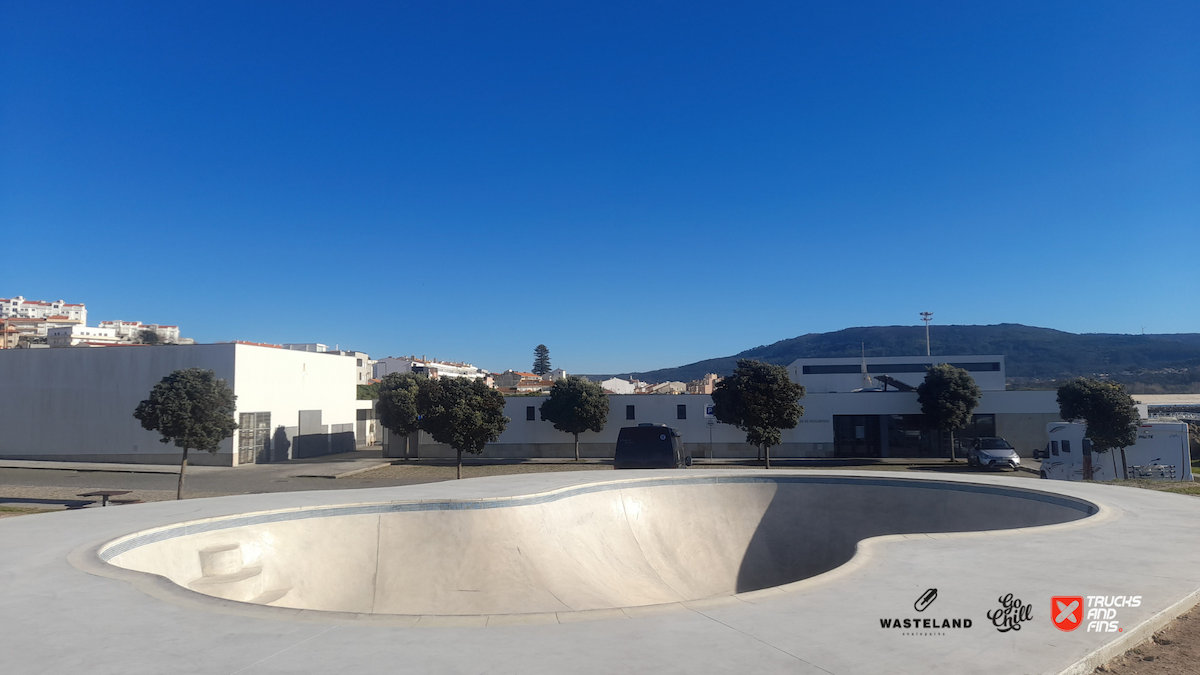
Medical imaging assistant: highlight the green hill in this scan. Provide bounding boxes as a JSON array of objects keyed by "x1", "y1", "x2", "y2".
[{"x1": 606, "y1": 324, "x2": 1200, "y2": 393}]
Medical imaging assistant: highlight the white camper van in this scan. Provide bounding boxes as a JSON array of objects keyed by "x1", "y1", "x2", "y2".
[{"x1": 1038, "y1": 421, "x2": 1193, "y2": 482}]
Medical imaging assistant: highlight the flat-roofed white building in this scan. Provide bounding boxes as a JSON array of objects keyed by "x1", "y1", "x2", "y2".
[
  {"x1": 0, "y1": 343, "x2": 359, "y2": 466},
  {"x1": 47, "y1": 325, "x2": 121, "y2": 347},
  {"x1": 373, "y1": 357, "x2": 488, "y2": 381}
]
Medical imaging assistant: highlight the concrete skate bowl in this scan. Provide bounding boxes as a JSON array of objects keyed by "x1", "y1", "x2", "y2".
[{"x1": 99, "y1": 475, "x2": 1097, "y2": 617}]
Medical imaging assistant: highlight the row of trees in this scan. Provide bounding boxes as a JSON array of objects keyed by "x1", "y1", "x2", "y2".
[
  {"x1": 376, "y1": 373, "x2": 509, "y2": 478},
  {"x1": 379, "y1": 371, "x2": 612, "y2": 466}
]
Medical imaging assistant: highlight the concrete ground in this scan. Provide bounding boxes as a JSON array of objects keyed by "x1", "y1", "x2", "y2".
[
  {"x1": 2, "y1": 470, "x2": 1199, "y2": 675},
  {"x1": 0, "y1": 451, "x2": 1039, "y2": 510}
]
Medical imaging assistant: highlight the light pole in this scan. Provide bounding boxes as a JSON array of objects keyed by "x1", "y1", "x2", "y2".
[{"x1": 920, "y1": 312, "x2": 933, "y2": 356}]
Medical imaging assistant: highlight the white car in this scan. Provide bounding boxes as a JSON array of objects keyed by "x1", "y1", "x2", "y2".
[{"x1": 967, "y1": 437, "x2": 1021, "y2": 471}]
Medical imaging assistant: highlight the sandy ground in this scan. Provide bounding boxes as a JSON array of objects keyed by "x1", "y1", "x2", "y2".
[{"x1": 1095, "y1": 607, "x2": 1200, "y2": 675}]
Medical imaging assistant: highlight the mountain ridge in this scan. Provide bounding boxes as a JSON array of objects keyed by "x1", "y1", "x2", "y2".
[{"x1": 588, "y1": 324, "x2": 1200, "y2": 393}]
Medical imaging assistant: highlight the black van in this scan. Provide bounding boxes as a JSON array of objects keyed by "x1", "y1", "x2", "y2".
[{"x1": 614, "y1": 424, "x2": 692, "y2": 469}]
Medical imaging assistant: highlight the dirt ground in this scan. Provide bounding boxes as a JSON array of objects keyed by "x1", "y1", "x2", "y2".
[{"x1": 1095, "y1": 606, "x2": 1200, "y2": 675}]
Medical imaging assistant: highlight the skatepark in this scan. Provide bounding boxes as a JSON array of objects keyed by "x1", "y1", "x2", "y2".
[{"x1": 6, "y1": 470, "x2": 1200, "y2": 674}]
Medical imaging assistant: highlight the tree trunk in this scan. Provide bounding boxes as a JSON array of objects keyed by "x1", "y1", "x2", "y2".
[
  {"x1": 457, "y1": 448, "x2": 462, "y2": 480},
  {"x1": 1119, "y1": 447, "x2": 1129, "y2": 480},
  {"x1": 764, "y1": 445, "x2": 771, "y2": 470},
  {"x1": 949, "y1": 430, "x2": 956, "y2": 463},
  {"x1": 757, "y1": 444, "x2": 763, "y2": 462},
  {"x1": 404, "y1": 433, "x2": 410, "y2": 461},
  {"x1": 574, "y1": 433, "x2": 580, "y2": 462},
  {"x1": 414, "y1": 431, "x2": 419, "y2": 460},
  {"x1": 1111, "y1": 451, "x2": 1119, "y2": 480},
  {"x1": 176, "y1": 447, "x2": 189, "y2": 500}
]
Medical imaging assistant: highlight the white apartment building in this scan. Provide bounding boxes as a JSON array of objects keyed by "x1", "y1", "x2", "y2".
[
  {"x1": 1, "y1": 297, "x2": 86, "y2": 324},
  {"x1": 373, "y1": 356, "x2": 489, "y2": 381},
  {"x1": 99, "y1": 320, "x2": 182, "y2": 343},
  {"x1": 47, "y1": 325, "x2": 121, "y2": 347}
]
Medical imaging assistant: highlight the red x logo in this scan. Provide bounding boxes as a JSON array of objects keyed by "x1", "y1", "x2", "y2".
[{"x1": 1052, "y1": 596, "x2": 1084, "y2": 632}]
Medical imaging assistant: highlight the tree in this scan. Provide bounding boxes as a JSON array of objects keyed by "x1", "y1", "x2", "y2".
[
  {"x1": 356, "y1": 382, "x2": 379, "y2": 400},
  {"x1": 417, "y1": 377, "x2": 509, "y2": 478},
  {"x1": 1057, "y1": 378, "x2": 1139, "y2": 480},
  {"x1": 917, "y1": 364, "x2": 981, "y2": 463},
  {"x1": 539, "y1": 376, "x2": 610, "y2": 461},
  {"x1": 133, "y1": 368, "x2": 238, "y2": 499},
  {"x1": 376, "y1": 372, "x2": 423, "y2": 460},
  {"x1": 710, "y1": 359, "x2": 804, "y2": 469},
  {"x1": 532, "y1": 344, "x2": 551, "y2": 376},
  {"x1": 136, "y1": 329, "x2": 161, "y2": 345}
]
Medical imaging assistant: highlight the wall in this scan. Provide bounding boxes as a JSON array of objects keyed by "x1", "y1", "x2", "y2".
[
  {"x1": 0, "y1": 344, "x2": 239, "y2": 465},
  {"x1": 0, "y1": 343, "x2": 359, "y2": 466},
  {"x1": 230, "y1": 344, "x2": 358, "y2": 462}
]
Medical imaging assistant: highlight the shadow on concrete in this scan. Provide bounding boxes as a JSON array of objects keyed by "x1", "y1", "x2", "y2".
[
  {"x1": 734, "y1": 479, "x2": 1094, "y2": 593},
  {"x1": 0, "y1": 497, "x2": 91, "y2": 508}
]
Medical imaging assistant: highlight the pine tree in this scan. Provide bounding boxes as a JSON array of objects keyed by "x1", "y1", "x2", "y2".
[{"x1": 532, "y1": 344, "x2": 551, "y2": 376}]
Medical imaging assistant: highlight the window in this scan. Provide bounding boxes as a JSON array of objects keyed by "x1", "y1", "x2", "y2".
[
  {"x1": 357, "y1": 359, "x2": 363, "y2": 367},
  {"x1": 526, "y1": 406, "x2": 536, "y2": 421},
  {"x1": 1061, "y1": 440, "x2": 1071, "y2": 453},
  {"x1": 1051, "y1": 441, "x2": 1059, "y2": 456},
  {"x1": 677, "y1": 404, "x2": 687, "y2": 420},
  {"x1": 626, "y1": 405, "x2": 635, "y2": 420}
]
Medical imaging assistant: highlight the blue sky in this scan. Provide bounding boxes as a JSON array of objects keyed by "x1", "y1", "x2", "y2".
[{"x1": 2, "y1": 2, "x2": 1197, "y2": 374}]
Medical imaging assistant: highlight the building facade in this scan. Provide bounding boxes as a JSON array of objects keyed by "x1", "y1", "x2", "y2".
[
  {"x1": 0, "y1": 343, "x2": 359, "y2": 466},
  {"x1": 47, "y1": 325, "x2": 121, "y2": 347},
  {"x1": 1, "y1": 297, "x2": 87, "y2": 324},
  {"x1": 789, "y1": 355, "x2": 1007, "y2": 393},
  {"x1": 397, "y1": 389, "x2": 1061, "y2": 460}
]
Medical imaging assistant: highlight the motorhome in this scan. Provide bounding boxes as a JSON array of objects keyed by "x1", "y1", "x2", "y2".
[{"x1": 1038, "y1": 420, "x2": 1193, "y2": 482}]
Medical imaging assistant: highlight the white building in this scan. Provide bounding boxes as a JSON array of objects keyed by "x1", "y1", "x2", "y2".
[
  {"x1": 548, "y1": 368, "x2": 568, "y2": 380},
  {"x1": 600, "y1": 377, "x2": 637, "y2": 394},
  {"x1": 326, "y1": 350, "x2": 374, "y2": 384},
  {"x1": 283, "y1": 343, "x2": 329, "y2": 353},
  {"x1": 0, "y1": 342, "x2": 359, "y2": 466},
  {"x1": 1, "y1": 296, "x2": 87, "y2": 324},
  {"x1": 402, "y1": 388, "x2": 1061, "y2": 461},
  {"x1": 373, "y1": 356, "x2": 488, "y2": 381},
  {"x1": 98, "y1": 320, "x2": 182, "y2": 343},
  {"x1": 47, "y1": 325, "x2": 121, "y2": 347}
]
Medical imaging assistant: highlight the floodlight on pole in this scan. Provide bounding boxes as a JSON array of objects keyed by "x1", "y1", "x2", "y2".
[{"x1": 920, "y1": 312, "x2": 933, "y2": 356}]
